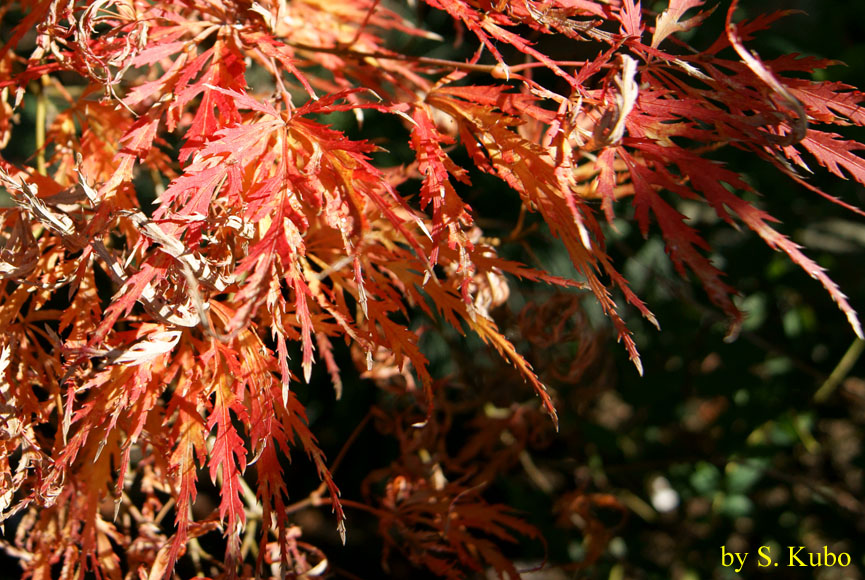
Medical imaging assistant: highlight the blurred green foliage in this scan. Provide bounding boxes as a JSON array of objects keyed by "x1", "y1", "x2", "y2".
[{"x1": 512, "y1": 2, "x2": 865, "y2": 578}]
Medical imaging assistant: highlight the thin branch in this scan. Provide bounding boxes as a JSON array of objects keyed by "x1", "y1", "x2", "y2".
[
  {"x1": 330, "y1": 410, "x2": 373, "y2": 475},
  {"x1": 340, "y1": 0, "x2": 381, "y2": 49},
  {"x1": 35, "y1": 76, "x2": 48, "y2": 176},
  {"x1": 814, "y1": 338, "x2": 865, "y2": 403},
  {"x1": 337, "y1": 498, "x2": 390, "y2": 518},
  {"x1": 284, "y1": 411, "x2": 373, "y2": 515},
  {"x1": 285, "y1": 39, "x2": 593, "y2": 75},
  {"x1": 239, "y1": 518, "x2": 259, "y2": 562}
]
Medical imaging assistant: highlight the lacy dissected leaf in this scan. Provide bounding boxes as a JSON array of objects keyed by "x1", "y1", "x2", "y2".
[
  {"x1": 280, "y1": 384, "x2": 347, "y2": 544},
  {"x1": 619, "y1": 0, "x2": 644, "y2": 38},
  {"x1": 206, "y1": 345, "x2": 249, "y2": 569},
  {"x1": 164, "y1": 362, "x2": 208, "y2": 574},
  {"x1": 365, "y1": 400, "x2": 548, "y2": 580},
  {"x1": 800, "y1": 130, "x2": 865, "y2": 186},
  {"x1": 426, "y1": 86, "x2": 653, "y2": 372},
  {"x1": 373, "y1": 475, "x2": 542, "y2": 579},
  {"x1": 788, "y1": 80, "x2": 865, "y2": 127},
  {"x1": 667, "y1": 147, "x2": 864, "y2": 339},
  {"x1": 421, "y1": 0, "x2": 579, "y2": 86},
  {"x1": 652, "y1": 0, "x2": 713, "y2": 48},
  {"x1": 621, "y1": 148, "x2": 741, "y2": 327}
]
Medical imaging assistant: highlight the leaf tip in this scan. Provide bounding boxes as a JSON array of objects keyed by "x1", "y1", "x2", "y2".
[
  {"x1": 633, "y1": 356, "x2": 644, "y2": 377},
  {"x1": 850, "y1": 314, "x2": 864, "y2": 340}
]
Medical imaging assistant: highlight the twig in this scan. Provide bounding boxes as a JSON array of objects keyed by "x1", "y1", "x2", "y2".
[
  {"x1": 330, "y1": 566, "x2": 370, "y2": 580},
  {"x1": 285, "y1": 39, "x2": 594, "y2": 75},
  {"x1": 283, "y1": 494, "x2": 316, "y2": 516},
  {"x1": 336, "y1": 499, "x2": 389, "y2": 518},
  {"x1": 340, "y1": 0, "x2": 381, "y2": 49},
  {"x1": 188, "y1": 534, "x2": 213, "y2": 573},
  {"x1": 725, "y1": 0, "x2": 807, "y2": 146},
  {"x1": 154, "y1": 497, "x2": 176, "y2": 526},
  {"x1": 284, "y1": 411, "x2": 373, "y2": 515},
  {"x1": 330, "y1": 410, "x2": 373, "y2": 475},
  {"x1": 239, "y1": 518, "x2": 259, "y2": 562},
  {"x1": 238, "y1": 473, "x2": 263, "y2": 519},
  {"x1": 814, "y1": 338, "x2": 865, "y2": 403},
  {"x1": 518, "y1": 449, "x2": 554, "y2": 494},
  {"x1": 35, "y1": 76, "x2": 48, "y2": 176},
  {"x1": 0, "y1": 538, "x2": 32, "y2": 562},
  {"x1": 750, "y1": 460, "x2": 865, "y2": 518}
]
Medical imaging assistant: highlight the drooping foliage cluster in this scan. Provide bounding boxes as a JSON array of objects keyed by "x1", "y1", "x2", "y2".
[{"x1": 0, "y1": 0, "x2": 863, "y2": 578}]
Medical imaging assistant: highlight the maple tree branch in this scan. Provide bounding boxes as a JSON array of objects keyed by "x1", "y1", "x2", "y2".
[
  {"x1": 284, "y1": 411, "x2": 373, "y2": 515},
  {"x1": 119, "y1": 492, "x2": 144, "y2": 523},
  {"x1": 154, "y1": 497, "x2": 176, "y2": 526},
  {"x1": 238, "y1": 475, "x2": 264, "y2": 518},
  {"x1": 518, "y1": 449, "x2": 554, "y2": 494},
  {"x1": 814, "y1": 338, "x2": 865, "y2": 403},
  {"x1": 34, "y1": 76, "x2": 48, "y2": 176},
  {"x1": 340, "y1": 0, "x2": 381, "y2": 50},
  {"x1": 329, "y1": 566, "x2": 369, "y2": 580},
  {"x1": 331, "y1": 410, "x2": 373, "y2": 475},
  {"x1": 750, "y1": 461, "x2": 865, "y2": 519},
  {"x1": 283, "y1": 494, "x2": 316, "y2": 515},
  {"x1": 725, "y1": 0, "x2": 807, "y2": 146},
  {"x1": 240, "y1": 518, "x2": 259, "y2": 561},
  {"x1": 188, "y1": 534, "x2": 215, "y2": 573},
  {"x1": 284, "y1": 40, "x2": 594, "y2": 75},
  {"x1": 335, "y1": 498, "x2": 389, "y2": 519},
  {"x1": 0, "y1": 538, "x2": 31, "y2": 562}
]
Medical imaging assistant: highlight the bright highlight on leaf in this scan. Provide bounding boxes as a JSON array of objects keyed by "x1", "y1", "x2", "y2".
[{"x1": 0, "y1": 0, "x2": 864, "y2": 578}]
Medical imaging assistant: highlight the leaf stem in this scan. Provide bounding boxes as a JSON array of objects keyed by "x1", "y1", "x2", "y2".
[
  {"x1": 330, "y1": 410, "x2": 373, "y2": 474},
  {"x1": 284, "y1": 411, "x2": 373, "y2": 515},
  {"x1": 814, "y1": 338, "x2": 865, "y2": 402},
  {"x1": 285, "y1": 40, "x2": 593, "y2": 75},
  {"x1": 336, "y1": 498, "x2": 389, "y2": 518}
]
